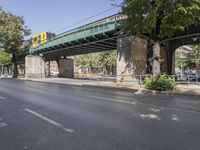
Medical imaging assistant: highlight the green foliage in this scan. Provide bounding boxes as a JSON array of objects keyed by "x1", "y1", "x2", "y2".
[
  {"x1": 190, "y1": 45, "x2": 200, "y2": 65},
  {"x1": 144, "y1": 74, "x2": 175, "y2": 91},
  {"x1": 119, "y1": 0, "x2": 200, "y2": 75},
  {"x1": 75, "y1": 50, "x2": 117, "y2": 68},
  {"x1": 175, "y1": 45, "x2": 200, "y2": 70},
  {"x1": 0, "y1": 9, "x2": 31, "y2": 52},
  {"x1": 75, "y1": 53, "x2": 98, "y2": 68},
  {"x1": 0, "y1": 50, "x2": 12, "y2": 66},
  {"x1": 96, "y1": 51, "x2": 117, "y2": 67},
  {"x1": 0, "y1": 7, "x2": 31, "y2": 77},
  {"x1": 122, "y1": 0, "x2": 200, "y2": 42}
]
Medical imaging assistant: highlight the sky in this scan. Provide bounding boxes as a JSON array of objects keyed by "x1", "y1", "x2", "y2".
[{"x1": 0, "y1": 0, "x2": 123, "y2": 38}]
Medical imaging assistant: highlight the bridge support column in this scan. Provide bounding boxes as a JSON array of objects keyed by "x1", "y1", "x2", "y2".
[
  {"x1": 25, "y1": 55, "x2": 45, "y2": 79},
  {"x1": 58, "y1": 57, "x2": 74, "y2": 78},
  {"x1": 116, "y1": 36, "x2": 147, "y2": 86},
  {"x1": 45, "y1": 61, "x2": 51, "y2": 77}
]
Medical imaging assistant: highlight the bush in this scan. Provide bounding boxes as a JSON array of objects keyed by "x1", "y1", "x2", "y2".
[{"x1": 144, "y1": 74, "x2": 175, "y2": 91}]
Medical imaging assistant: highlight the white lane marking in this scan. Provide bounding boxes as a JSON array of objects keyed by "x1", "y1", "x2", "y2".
[
  {"x1": 0, "y1": 96, "x2": 5, "y2": 100},
  {"x1": 87, "y1": 95, "x2": 135, "y2": 105},
  {"x1": 63, "y1": 128, "x2": 75, "y2": 133},
  {"x1": 87, "y1": 95, "x2": 200, "y2": 114},
  {"x1": 24, "y1": 108, "x2": 74, "y2": 133}
]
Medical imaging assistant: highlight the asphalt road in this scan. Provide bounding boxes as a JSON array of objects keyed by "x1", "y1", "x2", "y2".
[{"x1": 0, "y1": 78, "x2": 200, "y2": 150}]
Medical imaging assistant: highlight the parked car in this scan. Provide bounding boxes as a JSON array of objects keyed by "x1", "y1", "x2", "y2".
[
  {"x1": 175, "y1": 72, "x2": 187, "y2": 81},
  {"x1": 185, "y1": 73, "x2": 195, "y2": 81},
  {"x1": 185, "y1": 73, "x2": 200, "y2": 81},
  {"x1": 193, "y1": 73, "x2": 200, "y2": 81}
]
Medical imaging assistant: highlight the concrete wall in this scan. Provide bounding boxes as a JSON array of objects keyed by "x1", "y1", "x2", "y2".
[
  {"x1": 117, "y1": 36, "x2": 147, "y2": 85},
  {"x1": 25, "y1": 55, "x2": 45, "y2": 79},
  {"x1": 58, "y1": 58, "x2": 74, "y2": 78}
]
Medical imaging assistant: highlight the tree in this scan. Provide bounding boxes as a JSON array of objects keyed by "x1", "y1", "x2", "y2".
[
  {"x1": 96, "y1": 51, "x2": 117, "y2": 74},
  {"x1": 192, "y1": 45, "x2": 200, "y2": 65},
  {"x1": 0, "y1": 8, "x2": 31, "y2": 77},
  {"x1": 120, "y1": 0, "x2": 200, "y2": 75},
  {"x1": 176, "y1": 45, "x2": 200, "y2": 70},
  {"x1": 75, "y1": 53, "x2": 98, "y2": 68},
  {"x1": 0, "y1": 50, "x2": 12, "y2": 74},
  {"x1": 0, "y1": 50, "x2": 12, "y2": 66},
  {"x1": 75, "y1": 50, "x2": 117, "y2": 74},
  {"x1": 96, "y1": 51, "x2": 117, "y2": 68}
]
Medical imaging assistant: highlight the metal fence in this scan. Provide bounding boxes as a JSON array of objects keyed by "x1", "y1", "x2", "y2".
[
  {"x1": 74, "y1": 73, "x2": 116, "y2": 82},
  {"x1": 174, "y1": 74, "x2": 200, "y2": 85},
  {"x1": 118, "y1": 74, "x2": 200, "y2": 85},
  {"x1": 74, "y1": 73, "x2": 200, "y2": 86}
]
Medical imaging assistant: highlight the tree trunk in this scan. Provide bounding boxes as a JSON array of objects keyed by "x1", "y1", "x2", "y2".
[
  {"x1": 106, "y1": 65, "x2": 110, "y2": 75},
  {"x1": 6, "y1": 66, "x2": 10, "y2": 75},
  {"x1": 153, "y1": 42, "x2": 161, "y2": 77},
  {"x1": 12, "y1": 52, "x2": 18, "y2": 78},
  {"x1": 1, "y1": 65, "x2": 4, "y2": 76}
]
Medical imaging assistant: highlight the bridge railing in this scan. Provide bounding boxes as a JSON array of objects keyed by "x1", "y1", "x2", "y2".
[{"x1": 55, "y1": 14, "x2": 122, "y2": 38}]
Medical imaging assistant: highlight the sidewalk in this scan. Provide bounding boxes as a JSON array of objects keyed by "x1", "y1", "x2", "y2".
[
  {"x1": 32, "y1": 78, "x2": 117, "y2": 86},
  {"x1": 175, "y1": 84, "x2": 200, "y2": 96},
  {"x1": 21, "y1": 77, "x2": 200, "y2": 96}
]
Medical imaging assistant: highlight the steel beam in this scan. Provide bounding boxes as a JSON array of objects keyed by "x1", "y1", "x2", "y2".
[
  {"x1": 98, "y1": 41, "x2": 117, "y2": 46},
  {"x1": 91, "y1": 43, "x2": 116, "y2": 49},
  {"x1": 41, "y1": 36, "x2": 123, "y2": 55}
]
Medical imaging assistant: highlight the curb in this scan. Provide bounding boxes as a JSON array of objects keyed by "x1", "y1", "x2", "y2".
[
  {"x1": 15, "y1": 78, "x2": 200, "y2": 96},
  {"x1": 82, "y1": 83, "x2": 139, "y2": 92},
  {"x1": 82, "y1": 84, "x2": 200, "y2": 96}
]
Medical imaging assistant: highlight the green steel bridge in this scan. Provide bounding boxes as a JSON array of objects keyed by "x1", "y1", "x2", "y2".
[
  {"x1": 28, "y1": 13, "x2": 200, "y2": 59},
  {"x1": 25, "y1": 13, "x2": 200, "y2": 73},
  {"x1": 29, "y1": 14, "x2": 126, "y2": 60}
]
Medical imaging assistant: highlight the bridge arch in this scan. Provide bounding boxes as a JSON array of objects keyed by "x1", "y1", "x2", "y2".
[{"x1": 160, "y1": 33, "x2": 200, "y2": 74}]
